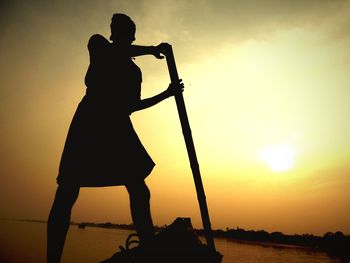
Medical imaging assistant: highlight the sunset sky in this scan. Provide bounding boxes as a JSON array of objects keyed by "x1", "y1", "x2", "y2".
[{"x1": 1, "y1": 0, "x2": 350, "y2": 236}]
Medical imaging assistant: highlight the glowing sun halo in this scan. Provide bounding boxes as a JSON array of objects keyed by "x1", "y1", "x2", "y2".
[{"x1": 259, "y1": 144, "x2": 296, "y2": 172}]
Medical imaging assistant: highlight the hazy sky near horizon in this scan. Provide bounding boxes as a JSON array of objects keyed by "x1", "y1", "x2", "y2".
[{"x1": 1, "y1": 0, "x2": 350, "y2": 236}]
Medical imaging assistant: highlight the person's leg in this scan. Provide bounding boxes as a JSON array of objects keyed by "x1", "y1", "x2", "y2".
[
  {"x1": 126, "y1": 180, "x2": 155, "y2": 244},
  {"x1": 47, "y1": 184, "x2": 80, "y2": 263}
]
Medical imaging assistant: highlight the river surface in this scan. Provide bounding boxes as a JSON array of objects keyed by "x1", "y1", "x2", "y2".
[{"x1": 0, "y1": 220, "x2": 347, "y2": 263}]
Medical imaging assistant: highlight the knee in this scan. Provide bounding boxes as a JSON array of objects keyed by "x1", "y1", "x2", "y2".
[{"x1": 126, "y1": 181, "x2": 151, "y2": 201}]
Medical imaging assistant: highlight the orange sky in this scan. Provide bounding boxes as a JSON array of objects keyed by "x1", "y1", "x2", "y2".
[{"x1": 1, "y1": 0, "x2": 350, "y2": 236}]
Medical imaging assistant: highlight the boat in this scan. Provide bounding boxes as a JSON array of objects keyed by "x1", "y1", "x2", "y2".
[{"x1": 101, "y1": 217, "x2": 223, "y2": 263}]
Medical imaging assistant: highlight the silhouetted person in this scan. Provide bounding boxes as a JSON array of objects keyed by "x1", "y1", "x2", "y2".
[{"x1": 47, "y1": 13, "x2": 183, "y2": 263}]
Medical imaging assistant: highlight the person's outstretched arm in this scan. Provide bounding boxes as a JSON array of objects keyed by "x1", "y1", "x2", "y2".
[{"x1": 129, "y1": 43, "x2": 170, "y2": 59}]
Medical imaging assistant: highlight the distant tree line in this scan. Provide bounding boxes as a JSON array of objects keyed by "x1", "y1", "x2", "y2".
[
  {"x1": 195, "y1": 227, "x2": 350, "y2": 260},
  {"x1": 72, "y1": 221, "x2": 166, "y2": 232},
  {"x1": 73, "y1": 221, "x2": 135, "y2": 230}
]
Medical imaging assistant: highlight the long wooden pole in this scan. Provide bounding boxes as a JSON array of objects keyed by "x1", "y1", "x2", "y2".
[{"x1": 164, "y1": 45, "x2": 216, "y2": 253}]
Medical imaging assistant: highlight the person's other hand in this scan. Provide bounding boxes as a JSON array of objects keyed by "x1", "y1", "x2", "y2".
[{"x1": 165, "y1": 79, "x2": 184, "y2": 97}]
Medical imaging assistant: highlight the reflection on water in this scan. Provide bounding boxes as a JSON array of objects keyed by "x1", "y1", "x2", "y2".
[{"x1": 0, "y1": 220, "x2": 346, "y2": 263}]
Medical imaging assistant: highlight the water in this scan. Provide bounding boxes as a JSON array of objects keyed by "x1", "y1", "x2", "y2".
[{"x1": 0, "y1": 220, "x2": 346, "y2": 263}]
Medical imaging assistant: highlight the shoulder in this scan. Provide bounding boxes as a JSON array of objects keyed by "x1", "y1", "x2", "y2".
[{"x1": 88, "y1": 34, "x2": 109, "y2": 52}]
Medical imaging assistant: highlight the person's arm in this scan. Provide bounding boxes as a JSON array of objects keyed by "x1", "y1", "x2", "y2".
[
  {"x1": 130, "y1": 80, "x2": 184, "y2": 113},
  {"x1": 129, "y1": 43, "x2": 171, "y2": 59}
]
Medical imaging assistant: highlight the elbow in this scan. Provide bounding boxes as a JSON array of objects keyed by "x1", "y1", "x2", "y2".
[{"x1": 129, "y1": 104, "x2": 140, "y2": 114}]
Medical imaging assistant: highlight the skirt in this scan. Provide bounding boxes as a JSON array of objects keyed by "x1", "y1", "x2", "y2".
[{"x1": 56, "y1": 95, "x2": 155, "y2": 187}]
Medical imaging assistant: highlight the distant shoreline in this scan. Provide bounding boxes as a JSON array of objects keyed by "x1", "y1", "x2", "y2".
[{"x1": 2, "y1": 218, "x2": 349, "y2": 260}]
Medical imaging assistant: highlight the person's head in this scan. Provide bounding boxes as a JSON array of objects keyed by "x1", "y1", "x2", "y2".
[{"x1": 110, "y1": 13, "x2": 136, "y2": 45}]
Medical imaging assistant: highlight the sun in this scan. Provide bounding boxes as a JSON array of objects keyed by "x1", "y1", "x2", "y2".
[{"x1": 259, "y1": 144, "x2": 296, "y2": 172}]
